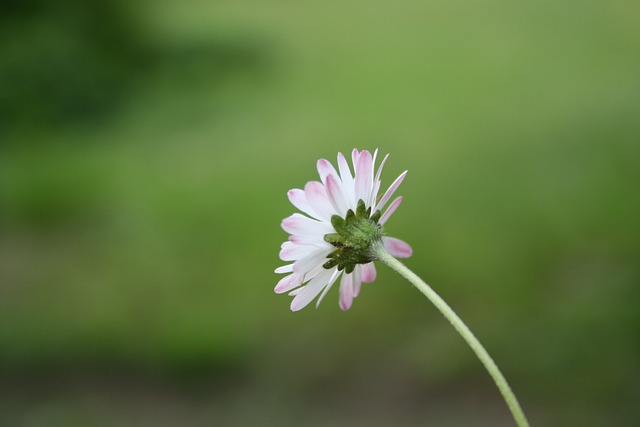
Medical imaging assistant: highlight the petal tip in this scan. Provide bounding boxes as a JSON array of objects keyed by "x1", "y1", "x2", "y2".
[
  {"x1": 339, "y1": 300, "x2": 352, "y2": 311},
  {"x1": 383, "y1": 237, "x2": 413, "y2": 258}
]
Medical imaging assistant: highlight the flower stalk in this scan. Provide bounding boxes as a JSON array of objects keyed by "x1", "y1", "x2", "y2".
[{"x1": 371, "y1": 242, "x2": 530, "y2": 427}]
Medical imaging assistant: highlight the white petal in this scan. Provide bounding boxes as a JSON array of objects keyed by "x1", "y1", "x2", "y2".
[
  {"x1": 382, "y1": 236, "x2": 413, "y2": 258},
  {"x1": 371, "y1": 148, "x2": 378, "y2": 173},
  {"x1": 315, "y1": 268, "x2": 341, "y2": 308},
  {"x1": 301, "y1": 262, "x2": 325, "y2": 282},
  {"x1": 279, "y1": 241, "x2": 316, "y2": 261},
  {"x1": 376, "y1": 170, "x2": 407, "y2": 212},
  {"x1": 275, "y1": 264, "x2": 294, "y2": 274},
  {"x1": 293, "y1": 249, "x2": 331, "y2": 274},
  {"x1": 282, "y1": 213, "x2": 333, "y2": 236},
  {"x1": 368, "y1": 153, "x2": 379, "y2": 205},
  {"x1": 339, "y1": 273, "x2": 354, "y2": 311},
  {"x1": 337, "y1": 152, "x2": 356, "y2": 210},
  {"x1": 352, "y1": 267, "x2": 362, "y2": 298},
  {"x1": 354, "y1": 150, "x2": 374, "y2": 204},
  {"x1": 379, "y1": 196, "x2": 403, "y2": 225},
  {"x1": 275, "y1": 274, "x2": 302, "y2": 294},
  {"x1": 289, "y1": 234, "x2": 332, "y2": 247},
  {"x1": 361, "y1": 262, "x2": 377, "y2": 283},
  {"x1": 290, "y1": 269, "x2": 334, "y2": 311},
  {"x1": 304, "y1": 181, "x2": 335, "y2": 221},
  {"x1": 288, "y1": 189, "x2": 320, "y2": 219},
  {"x1": 325, "y1": 174, "x2": 348, "y2": 216},
  {"x1": 369, "y1": 181, "x2": 380, "y2": 207},
  {"x1": 375, "y1": 153, "x2": 389, "y2": 183}
]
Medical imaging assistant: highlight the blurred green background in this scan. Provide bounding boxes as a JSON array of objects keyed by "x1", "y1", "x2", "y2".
[{"x1": 1, "y1": 0, "x2": 639, "y2": 425}]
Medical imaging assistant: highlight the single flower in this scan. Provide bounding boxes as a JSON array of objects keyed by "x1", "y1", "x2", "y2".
[{"x1": 275, "y1": 148, "x2": 412, "y2": 311}]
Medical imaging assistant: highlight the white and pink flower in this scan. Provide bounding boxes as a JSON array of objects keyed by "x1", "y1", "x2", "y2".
[{"x1": 275, "y1": 149, "x2": 412, "y2": 311}]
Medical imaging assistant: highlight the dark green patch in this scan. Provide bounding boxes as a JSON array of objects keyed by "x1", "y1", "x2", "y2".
[{"x1": 323, "y1": 200, "x2": 382, "y2": 273}]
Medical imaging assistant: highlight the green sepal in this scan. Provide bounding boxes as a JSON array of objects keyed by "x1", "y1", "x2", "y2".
[
  {"x1": 324, "y1": 233, "x2": 344, "y2": 247},
  {"x1": 356, "y1": 199, "x2": 367, "y2": 217},
  {"x1": 323, "y1": 259, "x2": 338, "y2": 269},
  {"x1": 322, "y1": 198, "x2": 383, "y2": 272},
  {"x1": 331, "y1": 215, "x2": 346, "y2": 234},
  {"x1": 345, "y1": 209, "x2": 355, "y2": 221}
]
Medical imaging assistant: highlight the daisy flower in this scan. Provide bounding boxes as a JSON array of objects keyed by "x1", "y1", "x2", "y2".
[{"x1": 275, "y1": 148, "x2": 412, "y2": 311}]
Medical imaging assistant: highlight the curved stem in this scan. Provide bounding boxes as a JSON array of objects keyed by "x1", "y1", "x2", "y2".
[{"x1": 372, "y1": 243, "x2": 530, "y2": 427}]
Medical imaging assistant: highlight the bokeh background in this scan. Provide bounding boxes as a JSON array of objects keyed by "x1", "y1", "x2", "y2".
[{"x1": 1, "y1": 0, "x2": 639, "y2": 426}]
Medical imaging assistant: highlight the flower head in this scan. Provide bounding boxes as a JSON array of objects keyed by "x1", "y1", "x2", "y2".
[{"x1": 275, "y1": 149, "x2": 412, "y2": 311}]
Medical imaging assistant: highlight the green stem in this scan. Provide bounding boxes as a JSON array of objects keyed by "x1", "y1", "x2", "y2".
[{"x1": 372, "y1": 243, "x2": 530, "y2": 427}]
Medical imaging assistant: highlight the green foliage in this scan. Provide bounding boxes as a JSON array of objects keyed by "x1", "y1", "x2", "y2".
[{"x1": 0, "y1": 0, "x2": 149, "y2": 129}]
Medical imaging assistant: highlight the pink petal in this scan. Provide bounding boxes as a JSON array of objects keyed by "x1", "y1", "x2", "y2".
[
  {"x1": 354, "y1": 150, "x2": 373, "y2": 203},
  {"x1": 351, "y1": 148, "x2": 361, "y2": 167},
  {"x1": 290, "y1": 269, "x2": 334, "y2": 311},
  {"x1": 304, "y1": 181, "x2": 335, "y2": 221},
  {"x1": 275, "y1": 274, "x2": 302, "y2": 294},
  {"x1": 379, "y1": 196, "x2": 403, "y2": 225},
  {"x1": 288, "y1": 235, "x2": 310, "y2": 245},
  {"x1": 339, "y1": 273, "x2": 354, "y2": 311},
  {"x1": 382, "y1": 236, "x2": 413, "y2": 258},
  {"x1": 317, "y1": 159, "x2": 339, "y2": 185},
  {"x1": 361, "y1": 262, "x2": 377, "y2": 283},
  {"x1": 376, "y1": 170, "x2": 407, "y2": 212}
]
